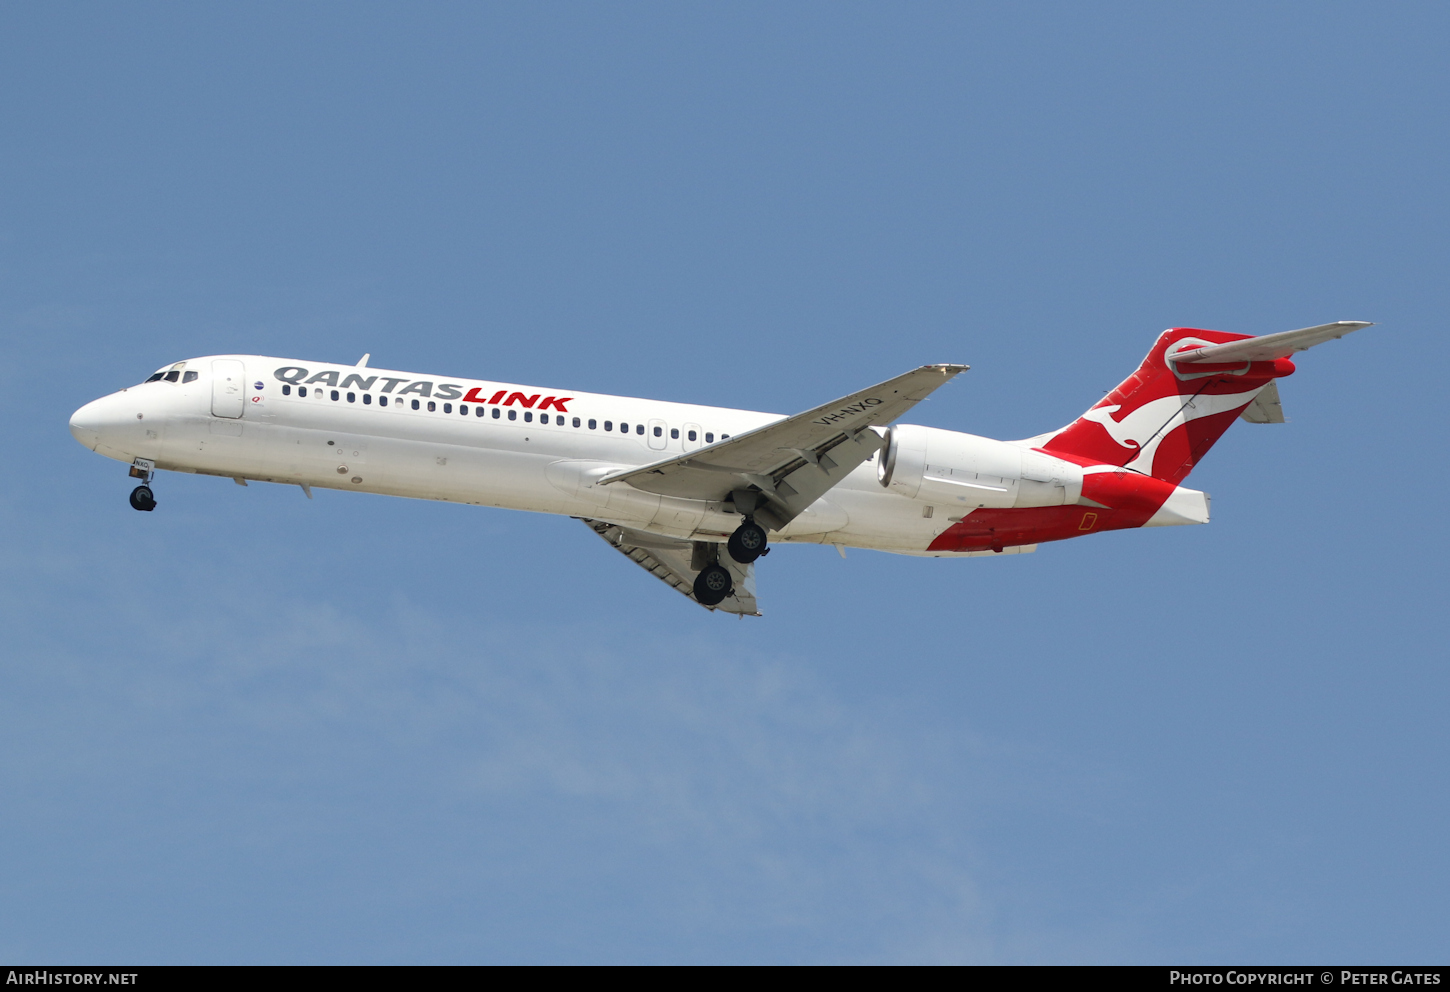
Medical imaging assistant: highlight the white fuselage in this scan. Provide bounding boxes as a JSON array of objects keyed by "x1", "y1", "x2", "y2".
[{"x1": 69, "y1": 355, "x2": 1106, "y2": 556}]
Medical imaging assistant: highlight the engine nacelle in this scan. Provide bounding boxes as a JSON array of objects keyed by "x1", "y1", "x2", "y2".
[
  {"x1": 877, "y1": 424, "x2": 929, "y2": 498},
  {"x1": 879, "y1": 425, "x2": 1084, "y2": 508}
]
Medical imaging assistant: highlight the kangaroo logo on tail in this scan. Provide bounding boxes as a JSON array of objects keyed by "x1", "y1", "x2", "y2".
[
  {"x1": 1079, "y1": 388, "x2": 1265, "y2": 469},
  {"x1": 1038, "y1": 326, "x2": 1300, "y2": 482}
]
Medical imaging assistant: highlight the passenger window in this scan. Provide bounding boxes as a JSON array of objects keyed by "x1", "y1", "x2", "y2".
[
  {"x1": 282, "y1": 384, "x2": 291, "y2": 395},
  {"x1": 604, "y1": 421, "x2": 613, "y2": 431},
  {"x1": 508, "y1": 409, "x2": 517, "y2": 421},
  {"x1": 380, "y1": 396, "x2": 388, "y2": 406},
  {"x1": 299, "y1": 386, "x2": 307, "y2": 397},
  {"x1": 164, "y1": 371, "x2": 180, "y2": 382},
  {"x1": 363, "y1": 393, "x2": 372, "y2": 405},
  {"x1": 492, "y1": 408, "x2": 500, "y2": 419},
  {"x1": 459, "y1": 404, "x2": 468, "y2": 415},
  {"x1": 524, "y1": 411, "x2": 533, "y2": 423},
  {"x1": 427, "y1": 401, "x2": 436, "y2": 412},
  {"x1": 588, "y1": 419, "x2": 597, "y2": 429},
  {"x1": 476, "y1": 406, "x2": 485, "y2": 417},
  {"x1": 705, "y1": 432, "x2": 714, "y2": 443},
  {"x1": 443, "y1": 403, "x2": 452, "y2": 413},
  {"x1": 145, "y1": 372, "x2": 165, "y2": 383},
  {"x1": 411, "y1": 399, "x2": 420, "y2": 410},
  {"x1": 653, "y1": 426, "x2": 662, "y2": 437},
  {"x1": 537, "y1": 413, "x2": 546, "y2": 424},
  {"x1": 331, "y1": 390, "x2": 340, "y2": 401},
  {"x1": 347, "y1": 392, "x2": 356, "y2": 403},
  {"x1": 183, "y1": 371, "x2": 199, "y2": 383},
  {"x1": 722, "y1": 434, "x2": 730, "y2": 439},
  {"x1": 670, "y1": 428, "x2": 679, "y2": 439},
  {"x1": 687, "y1": 430, "x2": 697, "y2": 441},
  {"x1": 573, "y1": 417, "x2": 581, "y2": 427}
]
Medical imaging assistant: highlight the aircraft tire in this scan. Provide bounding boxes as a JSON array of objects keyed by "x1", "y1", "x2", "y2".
[
  {"x1": 129, "y1": 485, "x2": 156, "y2": 512},
  {"x1": 693, "y1": 564, "x2": 733, "y2": 606},
  {"x1": 727, "y1": 521, "x2": 768, "y2": 564}
]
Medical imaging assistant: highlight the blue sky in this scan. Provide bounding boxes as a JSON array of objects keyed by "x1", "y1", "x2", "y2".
[{"x1": 1, "y1": 2, "x2": 1446, "y2": 964}]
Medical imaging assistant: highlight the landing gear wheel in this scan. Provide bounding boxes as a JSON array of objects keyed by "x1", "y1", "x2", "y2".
[
  {"x1": 693, "y1": 563, "x2": 733, "y2": 606},
  {"x1": 727, "y1": 520, "x2": 768, "y2": 563},
  {"x1": 129, "y1": 485, "x2": 156, "y2": 512}
]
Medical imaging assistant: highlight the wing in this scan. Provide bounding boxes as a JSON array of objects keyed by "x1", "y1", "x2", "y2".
[
  {"x1": 1172, "y1": 320, "x2": 1372, "y2": 364},
  {"x1": 599, "y1": 364, "x2": 966, "y2": 531},
  {"x1": 581, "y1": 518, "x2": 760, "y2": 616}
]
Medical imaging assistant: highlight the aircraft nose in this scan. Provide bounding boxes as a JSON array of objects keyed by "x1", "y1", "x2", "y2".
[{"x1": 69, "y1": 398, "x2": 105, "y2": 450}]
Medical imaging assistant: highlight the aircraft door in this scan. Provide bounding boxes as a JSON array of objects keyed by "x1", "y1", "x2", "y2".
[
  {"x1": 681, "y1": 423, "x2": 702, "y2": 452},
  {"x1": 211, "y1": 360, "x2": 246, "y2": 419},
  {"x1": 647, "y1": 418, "x2": 668, "y2": 451}
]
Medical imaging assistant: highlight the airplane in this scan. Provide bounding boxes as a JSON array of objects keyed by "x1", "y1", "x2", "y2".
[{"x1": 69, "y1": 321, "x2": 1371, "y2": 616}]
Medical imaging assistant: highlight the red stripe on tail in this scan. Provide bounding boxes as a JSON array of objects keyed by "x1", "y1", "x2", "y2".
[{"x1": 1039, "y1": 328, "x2": 1292, "y2": 485}]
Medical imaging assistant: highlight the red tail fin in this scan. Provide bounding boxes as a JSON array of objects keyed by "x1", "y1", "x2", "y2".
[{"x1": 1039, "y1": 328, "x2": 1294, "y2": 485}]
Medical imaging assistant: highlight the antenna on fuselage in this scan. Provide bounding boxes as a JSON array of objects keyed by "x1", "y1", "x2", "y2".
[{"x1": 356, "y1": 354, "x2": 370, "y2": 367}]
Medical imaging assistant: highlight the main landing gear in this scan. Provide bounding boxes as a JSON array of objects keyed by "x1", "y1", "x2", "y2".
[
  {"x1": 693, "y1": 513, "x2": 770, "y2": 607},
  {"x1": 128, "y1": 458, "x2": 157, "y2": 512},
  {"x1": 693, "y1": 563, "x2": 734, "y2": 607},
  {"x1": 725, "y1": 492, "x2": 770, "y2": 565},
  {"x1": 727, "y1": 519, "x2": 768, "y2": 564}
]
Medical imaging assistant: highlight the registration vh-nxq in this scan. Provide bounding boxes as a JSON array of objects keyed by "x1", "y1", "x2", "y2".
[{"x1": 70, "y1": 321, "x2": 1370, "y2": 616}]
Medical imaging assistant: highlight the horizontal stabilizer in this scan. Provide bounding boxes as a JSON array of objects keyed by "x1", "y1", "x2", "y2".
[
  {"x1": 1240, "y1": 380, "x2": 1286, "y2": 423},
  {"x1": 1172, "y1": 321, "x2": 1372, "y2": 364}
]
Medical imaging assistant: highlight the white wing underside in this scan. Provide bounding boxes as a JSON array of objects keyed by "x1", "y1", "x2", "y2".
[{"x1": 582, "y1": 518, "x2": 760, "y2": 615}]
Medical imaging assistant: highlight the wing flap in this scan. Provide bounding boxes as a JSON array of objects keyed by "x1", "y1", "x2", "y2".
[
  {"x1": 1173, "y1": 321, "x2": 1372, "y2": 364},
  {"x1": 600, "y1": 364, "x2": 966, "y2": 528}
]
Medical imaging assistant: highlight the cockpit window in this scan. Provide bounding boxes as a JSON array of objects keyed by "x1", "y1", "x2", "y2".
[{"x1": 143, "y1": 362, "x2": 196, "y2": 384}]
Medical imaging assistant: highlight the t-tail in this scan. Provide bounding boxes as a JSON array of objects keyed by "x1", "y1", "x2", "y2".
[{"x1": 1034, "y1": 321, "x2": 1372, "y2": 484}]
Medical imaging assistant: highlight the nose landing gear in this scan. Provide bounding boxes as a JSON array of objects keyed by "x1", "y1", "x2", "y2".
[{"x1": 128, "y1": 458, "x2": 157, "y2": 511}]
